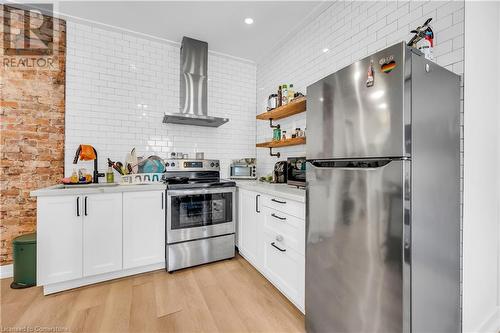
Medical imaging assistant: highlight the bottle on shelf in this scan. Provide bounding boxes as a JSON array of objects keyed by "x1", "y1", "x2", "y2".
[
  {"x1": 282, "y1": 84, "x2": 288, "y2": 105},
  {"x1": 288, "y1": 84, "x2": 295, "y2": 103},
  {"x1": 277, "y1": 85, "x2": 283, "y2": 107}
]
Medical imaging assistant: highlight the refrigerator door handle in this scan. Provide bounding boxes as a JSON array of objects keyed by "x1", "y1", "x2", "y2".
[{"x1": 309, "y1": 159, "x2": 394, "y2": 169}]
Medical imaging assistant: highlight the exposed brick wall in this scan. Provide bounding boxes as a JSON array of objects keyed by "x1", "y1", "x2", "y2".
[{"x1": 0, "y1": 5, "x2": 66, "y2": 265}]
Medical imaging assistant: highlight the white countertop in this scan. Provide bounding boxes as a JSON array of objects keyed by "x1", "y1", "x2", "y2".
[
  {"x1": 235, "y1": 180, "x2": 306, "y2": 203},
  {"x1": 31, "y1": 183, "x2": 166, "y2": 197}
]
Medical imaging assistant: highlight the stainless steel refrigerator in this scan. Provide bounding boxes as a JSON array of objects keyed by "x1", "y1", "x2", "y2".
[{"x1": 305, "y1": 42, "x2": 460, "y2": 333}]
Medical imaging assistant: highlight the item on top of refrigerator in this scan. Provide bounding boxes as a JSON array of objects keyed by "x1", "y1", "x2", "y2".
[
  {"x1": 408, "y1": 18, "x2": 434, "y2": 61},
  {"x1": 273, "y1": 127, "x2": 281, "y2": 141},
  {"x1": 281, "y1": 84, "x2": 289, "y2": 105},
  {"x1": 277, "y1": 85, "x2": 283, "y2": 107},
  {"x1": 287, "y1": 84, "x2": 295, "y2": 103},
  {"x1": 417, "y1": 32, "x2": 434, "y2": 61}
]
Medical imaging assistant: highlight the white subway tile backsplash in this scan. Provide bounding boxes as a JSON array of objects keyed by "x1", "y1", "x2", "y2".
[{"x1": 65, "y1": 21, "x2": 257, "y2": 179}]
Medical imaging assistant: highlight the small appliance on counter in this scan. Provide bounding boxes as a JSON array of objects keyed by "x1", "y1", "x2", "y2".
[
  {"x1": 229, "y1": 158, "x2": 256, "y2": 180},
  {"x1": 273, "y1": 161, "x2": 288, "y2": 183},
  {"x1": 287, "y1": 157, "x2": 306, "y2": 187}
]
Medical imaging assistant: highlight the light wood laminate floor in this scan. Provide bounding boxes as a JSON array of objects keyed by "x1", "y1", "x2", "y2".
[{"x1": 0, "y1": 254, "x2": 305, "y2": 333}]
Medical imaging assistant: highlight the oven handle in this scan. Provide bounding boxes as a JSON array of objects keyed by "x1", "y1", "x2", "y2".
[{"x1": 167, "y1": 187, "x2": 236, "y2": 197}]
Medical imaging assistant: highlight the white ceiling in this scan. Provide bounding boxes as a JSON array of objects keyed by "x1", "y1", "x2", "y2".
[{"x1": 56, "y1": 1, "x2": 326, "y2": 62}]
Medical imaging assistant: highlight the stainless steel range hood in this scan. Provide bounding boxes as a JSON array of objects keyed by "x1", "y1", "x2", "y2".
[{"x1": 163, "y1": 37, "x2": 228, "y2": 127}]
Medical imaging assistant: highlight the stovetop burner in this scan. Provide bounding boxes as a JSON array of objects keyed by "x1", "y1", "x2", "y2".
[{"x1": 162, "y1": 170, "x2": 235, "y2": 190}]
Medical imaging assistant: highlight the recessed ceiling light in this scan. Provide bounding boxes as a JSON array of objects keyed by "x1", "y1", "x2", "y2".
[
  {"x1": 244, "y1": 17, "x2": 254, "y2": 25},
  {"x1": 322, "y1": 48, "x2": 329, "y2": 53}
]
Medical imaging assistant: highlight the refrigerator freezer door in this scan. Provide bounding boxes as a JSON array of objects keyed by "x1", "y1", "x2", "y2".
[
  {"x1": 307, "y1": 42, "x2": 409, "y2": 160},
  {"x1": 305, "y1": 159, "x2": 410, "y2": 333}
]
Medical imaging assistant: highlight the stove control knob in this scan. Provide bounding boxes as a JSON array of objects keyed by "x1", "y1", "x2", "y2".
[
  {"x1": 215, "y1": 162, "x2": 219, "y2": 167},
  {"x1": 210, "y1": 162, "x2": 215, "y2": 167},
  {"x1": 165, "y1": 162, "x2": 170, "y2": 167},
  {"x1": 171, "y1": 162, "x2": 175, "y2": 167}
]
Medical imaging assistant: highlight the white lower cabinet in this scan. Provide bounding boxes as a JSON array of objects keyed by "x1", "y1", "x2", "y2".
[
  {"x1": 37, "y1": 195, "x2": 83, "y2": 285},
  {"x1": 261, "y1": 225, "x2": 305, "y2": 311},
  {"x1": 237, "y1": 189, "x2": 263, "y2": 268},
  {"x1": 38, "y1": 193, "x2": 123, "y2": 284},
  {"x1": 237, "y1": 187, "x2": 305, "y2": 312},
  {"x1": 123, "y1": 190, "x2": 165, "y2": 269},
  {"x1": 36, "y1": 189, "x2": 166, "y2": 294},
  {"x1": 82, "y1": 193, "x2": 123, "y2": 276}
]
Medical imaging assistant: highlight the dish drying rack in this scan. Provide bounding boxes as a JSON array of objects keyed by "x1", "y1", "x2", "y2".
[{"x1": 121, "y1": 173, "x2": 163, "y2": 185}]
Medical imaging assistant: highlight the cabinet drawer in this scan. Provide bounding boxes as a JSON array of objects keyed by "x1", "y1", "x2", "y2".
[
  {"x1": 262, "y1": 230, "x2": 305, "y2": 310},
  {"x1": 263, "y1": 207, "x2": 305, "y2": 255},
  {"x1": 262, "y1": 195, "x2": 304, "y2": 219}
]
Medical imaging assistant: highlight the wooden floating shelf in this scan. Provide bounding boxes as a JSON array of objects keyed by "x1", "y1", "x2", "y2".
[
  {"x1": 256, "y1": 137, "x2": 306, "y2": 148},
  {"x1": 256, "y1": 96, "x2": 306, "y2": 121}
]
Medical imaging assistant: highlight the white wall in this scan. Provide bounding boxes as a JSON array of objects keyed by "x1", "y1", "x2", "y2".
[
  {"x1": 463, "y1": 2, "x2": 500, "y2": 332},
  {"x1": 256, "y1": 0, "x2": 465, "y2": 176},
  {"x1": 65, "y1": 21, "x2": 257, "y2": 179}
]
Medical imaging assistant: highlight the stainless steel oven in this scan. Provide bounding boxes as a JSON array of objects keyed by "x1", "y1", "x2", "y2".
[
  {"x1": 166, "y1": 187, "x2": 235, "y2": 243},
  {"x1": 163, "y1": 159, "x2": 236, "y2": 272}
]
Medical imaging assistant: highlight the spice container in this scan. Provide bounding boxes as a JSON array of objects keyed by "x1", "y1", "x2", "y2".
[{"x1": 282, "y1": 130, "x2": 287, "y2": 140}]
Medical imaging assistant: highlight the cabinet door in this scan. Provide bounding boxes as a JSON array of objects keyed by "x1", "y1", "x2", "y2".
[
  {"x1": 82, "y1": 193, "x2": 123, "y2": 276},
  {"x1": 123, "y1": 190, "x2": 165, "y2": 269},
  {"x1": 37, "y1": 195, "x2": 83, "y2": 285},
  {"x1": 262, "y1": 227, "x2": 305, "y2": 310},
  {"x1": 238, "y1": 189, "x2": 261, "y2": 267}
]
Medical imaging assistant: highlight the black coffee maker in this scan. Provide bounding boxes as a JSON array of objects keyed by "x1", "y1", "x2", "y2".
[{"x1": 273, "y1": 161, "x2": 288, "y2": 183}]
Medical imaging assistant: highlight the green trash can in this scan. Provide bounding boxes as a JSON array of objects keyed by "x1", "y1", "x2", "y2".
[{"x1": 10, "y1": 233, "x2": 36, "y2": 289}]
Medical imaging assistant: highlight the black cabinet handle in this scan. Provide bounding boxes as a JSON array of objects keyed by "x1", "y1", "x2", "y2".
[
  {"x1": 271, "y1": 213, "x2": 286, "y2": 221},
  {"x1": 76, "y1": 197, "x2": 80, "y2": 216},
  {"x1": 271, "y1": 242, "x2": 286, "y2": 252},
  {"x1": 162, "y1": 192, "x2": 164, "y2": 210},
  {"x1": 256, "y1": 194, "x2": 260, "y2": 213},
  {"x1": 84, "y1": 196, "x2": 88, "y2": 216},
  {"x1": 271, "y1": 198, "x2": 286, "y2": 204}
]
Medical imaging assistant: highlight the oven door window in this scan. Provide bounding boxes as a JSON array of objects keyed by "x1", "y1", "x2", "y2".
[
  {"x1": 232, "y1": 166, "x2": 251, "y2": 177},
  {"x1": 171, "y1": 193, "x2": 232, "y2": 230}
]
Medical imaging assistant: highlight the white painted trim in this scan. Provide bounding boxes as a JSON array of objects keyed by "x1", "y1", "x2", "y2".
[
  {"x1": 0, "y1": 264, "x2": 13, "y2": 279},
  {"x1": 476, "y1": 307, "x2": 500, "y2": 333},
  {"x1": 42, "y1": 262, "x2": 164, "y2": 295}
]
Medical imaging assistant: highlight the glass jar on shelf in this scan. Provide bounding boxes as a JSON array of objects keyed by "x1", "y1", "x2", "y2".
[{"x1": 273, "y1": 127, "x2": 281, "y2": 141}]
